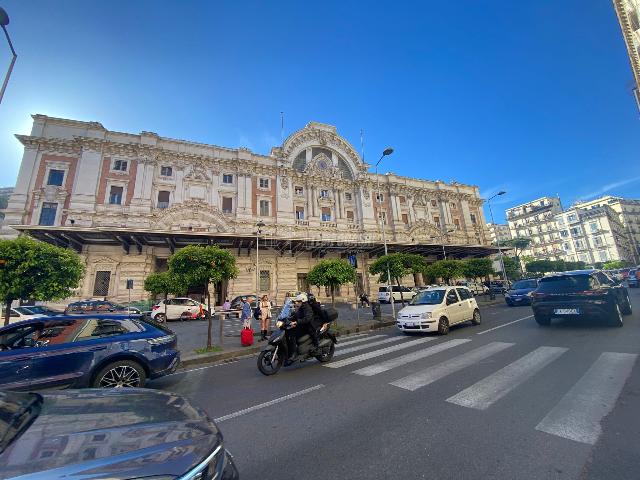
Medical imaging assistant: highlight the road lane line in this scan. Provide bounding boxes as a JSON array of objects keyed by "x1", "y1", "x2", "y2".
[
  {"x1": 338, "y1": 335, "x2": 384, "y2": 347},
  {"x1": 214, "y1": 384, "x2": 325, "y2": 423},
  {"x1": 535, "y1": 352, "x2": 637, "y2": 445},
  {"x1": 335, "y1": 336, "x2": 404, "y2": 356},
  {"x1": 390, "y1": 342, "x2": 514, "y2": 391},
  {"x1": 447, "y1": 346, "x2": 568, "y2": 410},
  {"x1": 352, "y1": 339, "x2": 472, "y2": 376},
  {"x1": 476, "y1": 315, "x2": 533, "y2": 335},
  {"x1": 325, "y1": 338, "x2": 434, "y2": 368}
]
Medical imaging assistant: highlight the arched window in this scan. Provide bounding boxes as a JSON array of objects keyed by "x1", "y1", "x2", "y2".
[
  {"x1": 337, "y1": 157, "x2": 354, "y2": 180},
  {"x1": 293, "y1": 151, "x2": 307, "y2": 172}
]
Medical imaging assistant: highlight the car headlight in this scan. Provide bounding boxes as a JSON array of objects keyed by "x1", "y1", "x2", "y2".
[
  {"x1": 526, "y1": 291, "x2": 534, "y2": 297},
  {"x1": 420, "y1": 312, "x2": 432, "y2": 319},
  {"x1": 178, "y1": 445, "x2": 223, "y2": 480}
]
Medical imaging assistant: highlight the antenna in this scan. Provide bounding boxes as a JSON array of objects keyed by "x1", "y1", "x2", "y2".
[
  {"x1": 360, "y1": 128, "x2": 365, "y2": 162},
  {"x1": 280, "y1": 112, "x2": 284, "y2": 146}
]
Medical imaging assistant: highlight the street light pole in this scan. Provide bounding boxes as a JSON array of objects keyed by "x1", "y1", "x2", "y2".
[
  {"x1": 0, "y1": 8, "x2": 17, "y2": 106},
  {"x1": 487, "y1": 191, "x2": 507, "y2": 285},
  {"x1": 375, "y1": 147, "x2": 394, "y2": 318},
  {"x1": 437, "y1": 228, "x2": 455, "y2": 260},
  {"x1": 255, "y1": 220, "x2": 265, "y2": 307}
]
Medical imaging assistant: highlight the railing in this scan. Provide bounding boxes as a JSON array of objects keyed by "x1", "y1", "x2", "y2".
[
  {"x1": 320, "y1": 222, "x2": 337, "y2": 228},
  {"x1": 157, "y1": 202, "x2": 169, "y2": 209},
  {"x1": 295, "y1": 220, "x2": 309, "y2": 226}
]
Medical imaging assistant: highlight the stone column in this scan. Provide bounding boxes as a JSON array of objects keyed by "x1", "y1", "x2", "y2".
[
  {"x1": 0, "y1": 147, "x2": 39, "y2": 237},
  {"x1": 68, "y1": 148, "x2": 103, "y2": 216}
]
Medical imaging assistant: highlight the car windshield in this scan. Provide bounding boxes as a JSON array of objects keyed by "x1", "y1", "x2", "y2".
[
  {"x1": 511, "y1": 280, "x2": 537, "y2": 290},
  {"x1": 410, "y1": 290, "x2": 445, "y2": 305},
  {"x1": 13, "y1": 307, "x2": 34, "y2": 315},
  {"x1": 0, "y1": 391, "x2": 43, "y2": 454},
  {"x1": 537, "y1": 275, "x2": 591, "y2": 293}
]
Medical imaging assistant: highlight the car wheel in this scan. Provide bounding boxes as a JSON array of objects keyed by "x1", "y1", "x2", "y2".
[
  {"x1": 535, "y1": 314, "x2": 551, "y2": 326},
  {"x1": 92, "y1": 360, "x2": 146, "y2": 388},
  {"x1": 471, "y1": 309, "x2": 481, "y2": 325},
  {"x1": 437, "y1": 317, "x2": 449, "y2": 335},
  {"x1": 609, "y1": 303, "x2": 624, "y2": 327},
  {"x1": 620, "y1": 294, "x2": 632, "y2": 316},
  {"x1": 154, "y1": 313, "x2": 166, "y2": 323}
]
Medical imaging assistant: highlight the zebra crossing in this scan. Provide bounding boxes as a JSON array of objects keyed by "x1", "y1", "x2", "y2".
[{"x1": 329, "y1": 332, "x2": 638, "y2": 446}]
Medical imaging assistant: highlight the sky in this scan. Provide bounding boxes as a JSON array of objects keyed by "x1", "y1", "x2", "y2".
[{"x1": 0, "y1": 0, "x2": 639, "y2": 223}]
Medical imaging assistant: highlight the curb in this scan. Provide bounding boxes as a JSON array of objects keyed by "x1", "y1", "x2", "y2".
[{"x1": 179, "y1": 320, "x2": 396, "y2": 369}]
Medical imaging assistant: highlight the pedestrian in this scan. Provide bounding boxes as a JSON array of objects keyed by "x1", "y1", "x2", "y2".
[
  {"x1": 259, "y1": 294, "x2": 272, "y2": 341},
  {"x1": 240, "y1": 297, "x2": 252, "y2": 328},
  {"x1": 360, "y1": 292, "x2": 370, "y2": 308},
  {"x1": 222, "y1": 298, "x2": 231, "y2": 310}
]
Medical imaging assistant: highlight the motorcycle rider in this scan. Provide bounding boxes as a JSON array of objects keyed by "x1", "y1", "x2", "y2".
[
  {"x1": 306, "y1": 292, "x2": 326, "y2": 346},
  {"x1": 286, "y1": 293, "x2": 314, "y2": 364}
]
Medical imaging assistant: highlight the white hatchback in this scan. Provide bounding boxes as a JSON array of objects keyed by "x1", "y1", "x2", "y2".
[
  {"x1": 151, "y1": 297, "x2": 211, "y2": 322},
  {"x1": 396, "y1": 286, "x2": 481, "y2": 335}
]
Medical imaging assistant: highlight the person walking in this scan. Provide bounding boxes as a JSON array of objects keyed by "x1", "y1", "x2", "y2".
[
  {"x1": 360, "y1": 292, "x2": 370, "y2": 308},
  {"x1": 259, "y1": 294, "x2": 272, "y2": 341},
  {"x1": 222, "y1": 298, "x2": 231, "y2": 310}
]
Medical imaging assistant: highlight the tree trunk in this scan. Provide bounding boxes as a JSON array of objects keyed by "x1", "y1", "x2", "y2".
[
  {"x1": 330, "y1": 285, "x2": 335, "y2": 307},
  {"x1": 164, "y1": 293, "x2": 168, "y2": 316},
  {"x1": 396, "y1": 278, "x2": 405, "y2": 306},
  {"x1": 3, "y1": 298, "x2": 13, "y2": 326},
  {"x1": 205, "y1": 282, "x2": 212, "y2": 349}
]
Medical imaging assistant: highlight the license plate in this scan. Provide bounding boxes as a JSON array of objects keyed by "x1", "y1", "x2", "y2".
[
  {"x1": 405, "y1": 322, "x2": 414, "y2": 327},
  {"x1": 554, "y1": 308, "x2": 579, "y2": 315}
]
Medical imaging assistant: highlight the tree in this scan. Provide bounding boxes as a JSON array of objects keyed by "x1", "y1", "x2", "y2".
[
  {"x1": 525, "y1": 259, "x2": 555, "y2": 274},
  {"x1": 501, "y1": 256, "x2": 522, "y2": 281},
  {"x1": 603, "y1": 260, "x2": 628, "y2": 270},
  {"x1": 168, "y1": 245, "x2": 238, "y2": 348},
  {"x1": 307, "y1": 259, "x2": 357, "y2": 307},
  {"x1": 426, "y1": 260, "x2": 464, "y2": 285},
  {"x1": 461, "y1": 258, "x2": 494, "y2": 281},
  {"x1": 0, "y1": 236, "x2": 85, "y2": 326},
  {"x1": 144, "y1": 271, "x2": 187, "y2": 317},
  {"x1": 502, "y1": 237, "x2": 532, "y2": 273},
  {"x1": 368, "y1": 253, "x2": 413, "y2": 304}
]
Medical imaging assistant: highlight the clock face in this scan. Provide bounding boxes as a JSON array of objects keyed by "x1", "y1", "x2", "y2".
[{"x1": 318, "y1": 160, "x2": 328, "y2": 170}]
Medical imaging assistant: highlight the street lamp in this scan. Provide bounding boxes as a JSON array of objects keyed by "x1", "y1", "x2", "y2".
[
  {"x1": 487, "y1": 191, "x2": 507, "y2": 285},
  {"x1": 255, "y1": 220, "x2": 265, "y2": 305},
  {"x1": 375, "y1": 147, "x2": 395, "y2": 317},
  {"x1": 430, "y1": 228, "x2": 456, "y2": 260},
  {"x1": 0, "y1": 8, "x2": 17, "y2": 106}
]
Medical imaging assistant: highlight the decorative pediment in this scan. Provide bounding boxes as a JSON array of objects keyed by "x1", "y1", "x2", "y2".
[
  {"x1": 151, "y1": 200, "x2": 230, "y2": 232},
  {"x1": 407, "y1": 220, "x2": 442, "y2": 241},
  {"x1": 184, "y1": 161, "x2": 211, "y2": 181}
]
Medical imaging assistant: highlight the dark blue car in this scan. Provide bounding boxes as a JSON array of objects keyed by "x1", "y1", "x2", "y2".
[
  {"x1": 0, "y1": 315, "x2": 179, "y2": 391},
  {"x1": 504, "y1": 279, "x2": 539, "y2": 306}
]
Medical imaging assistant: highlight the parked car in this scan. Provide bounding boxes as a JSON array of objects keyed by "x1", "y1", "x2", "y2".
[
  {"x1": 230, "y1": 294, "x2": 258, "y2": 310},
  {"x1": 396, "y1": 286, "x2": 481, "y2": 334},
  {"x1": 65, "y1": 300, "x2": 141, "y2": 315},
  {"x1": 14, "y1": 305, "x2": 64, "y2": 316},
  {"x1": 378, "y1": 285, "x2": 417, "y2": 303},
  {"x1": 151, "y1": 297, "x2": 210, "y2": 322},
  {"x1": 504, "y1": 278, "x2": 539, "y2": 306},
  {"x1": 627, "y1": 268, "x2": 639, "y2": 288},
  {"x1": 531, "y1": 270, "x2": 632, "y2": 327},
  {"x1": 456, "y1": 281, "x2": 489, "y2": 295},
  {"x1": 0, "y1": 388, "x2": 239, "y2": 480},
  {"x1": 488, "y1": 280, "x2": 510, "y2": 294},
  {"x1": 0, "y1": 307, "x2": 44, "y2": 324},
  {"x1": 0, "y1": 315, "x2": 179, "y2": 390}
]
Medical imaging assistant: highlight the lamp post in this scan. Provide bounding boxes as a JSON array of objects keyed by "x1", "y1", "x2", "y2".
[
  {"x1": 255, "y1": 220, "x2": 265, "y2": 305},
  {"x1": 375, "y1": 147, "x2": 395, "y2": 318},
  {"x1": 0, "y1": 8, "x2": 17, "y2": 105},
  {"x1": 431, "y1": 228, "x2": 456, "y2": 260},
  {"x1": 487, "y1": 191, "x2": 507, "y2": 285}
]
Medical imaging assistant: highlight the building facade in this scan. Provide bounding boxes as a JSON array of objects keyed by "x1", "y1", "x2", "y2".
[
  {"x1": 1, "y1": 115, "x2": 493, "y2": 304},
  {"x1": 486, "y1": 223, "x2": 512, "y2": 245},
  {"x1": 613, "y1": 0, "x2": 640, "y2": 112},
  {"x1": 506, "y1": 197, "x2": 564, "y2": 261}
]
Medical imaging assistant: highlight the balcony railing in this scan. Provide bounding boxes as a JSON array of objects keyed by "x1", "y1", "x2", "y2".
[
  {"x1": 295, "y1": 220, "x2": 309, "y2": 226},
  {"x1": 157, "y1": 202, "x2": 169, "y2": 210}
]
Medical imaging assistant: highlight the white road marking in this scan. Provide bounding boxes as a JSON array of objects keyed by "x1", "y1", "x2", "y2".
[
  {"x1": 353, "y1": 339, "x2": 471, "y2": 376},
  {"x1": 535, "y1": 352, "x2": 637, "y2": 445},
  {"x1": 476, "y1": 315, "x2": 533, "y2": 335},
  {"x1": 166, "y1": 361, "x2": 239, "y2": 376},
  {"x1": 214, "y1": 384, "x2": 325, "y2": 423},
  {"x1": 390, "y1": 342, "x2": 514, "y2": 391},
  {"x1": 338, "y1": 335, "x2": 384, "y2": 347},
  {"x1": 335, "y1": 336, "x2": 404, "y2": 356},
  {"x1": 326, "y1": 338, "x2": 434, "y2": 368},
  {"x1": 447, "y1": 346, "x2": 568, "y2": 410}
]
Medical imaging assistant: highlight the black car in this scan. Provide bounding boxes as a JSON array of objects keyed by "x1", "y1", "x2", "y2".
[
  {"x1": 0, "y1": 389, "x2": 239, "y2": 480},
  {"x1": 531, "y1": 270, "x2": 632, "y2": 326},
  {"x1": 65, "y1": 300, "x2": 141, "y2": 315},
  {"x1": 504, "y1": 279, "x2": 539, "y2": 306},
  {"x1": 229, "y1": 295, "x2": 257, "y2": 310}
]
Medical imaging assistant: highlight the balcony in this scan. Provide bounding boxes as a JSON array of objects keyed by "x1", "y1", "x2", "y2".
[
  {"x1": 157, "y1": 202, "x2": 169, "y2": 210},
  {"x1": 295, "y1": 220, "x2": 309, "y2": 227},
  {"x1": 320, "y1": 222, "x2": 337, "y2": 228}
]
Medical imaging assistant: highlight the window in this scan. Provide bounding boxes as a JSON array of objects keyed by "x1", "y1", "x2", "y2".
[
  {"x1": 431, "y1": 200, "x2": 437, "y2": 207},
  {"x1": 446, "y1": 290, "x2": 459, "y2": 305},
  {"x1": 259, "y1": 178, "x2": 269, "y2": 189},
  {"x1": 108, "y1": 186, "x2": 123, "y2": 205},
  {"x1": 376, "y1": 193, "x2": 384, "y2": 202},
  {"x1": 38, "y1": 202, "x2": 57, "y2": 226},
  {"x1": 297, "y1": 273, "x2": 309, "y2": 292},
  {"x1": 222, "y1": 196, "x2": 233, "y2": 213},
  {"x1": 578, "y1": 253, "x2": 588, "y2": 262},
  {"x1": 470, "y1": 213, "x2": 477, "y2": 225},
  {"x1": 575, "y1": 239, "x2": 584, "y2": 249},
  {"x1": 222, "y1": 174, "x2": 233, "y2": 184},
  {"x1": 379, "y1": 211, "x2": 387, "y2": 225},
  {"x1": 589, "y1": 222, "x2": 598, "y2": 232},
  {"x1": 295, "y1": 186, "x2": 304, "y2": 196},
  {"x1": 450, "y1": 203, "x2": 457, "y2": 210},
  {"x1": 320, "y1": 189, "x2": 329, "y2": 198},
  {"x1": 399, "y1": 195, "x2": 406, "y2": 204},
  {"x1": 456, "y1": 288, "x2": 472, "y2": 300},
  {"x1": 346, "y1": 210, "x2": 354, "y2": 222},
  {"x1": 93, "y1": 271, "x2": 111, "y2": 296},
  {"x1": 259, "y1": 270, "x2": 271, "y2": 292},
  {"x1": 560, "y1": 229, "x2": 569, "y2": 238},
  {"x1": 598, "y1": 250, "x2": 609, "y2": 261},
  {"x1": 594, "y1": 236, "x2": 603, "y2": 246},
  {"x1": 295, "y1": 206, "x2": 305, "y2": 220},
  {"x1": 47, "y1": 169, "x2": 64, "y2": 186},
  {"x1": 557, "y1": 217, "x2": 565, "y2": 225},
  {"x1": 74, "y1": 318, "x2": 142, "y2": 340},
  {"x1": 345, "y1": 192, "x2": 352, "y2": 201},
  {"x1": 570, "y1": 226, "x2": 582, "y2": 236},
  {"x1": 157, "y1": 190, "x2": 170, "y2": 209},
  {"x1": 453, "y1": 218, "x2": 461, "y2": 229},
  {"x1": 563, "y1": 242, "x2": 571, "y2": 251},
  {"x1": 321, "y1": 207, "x2": 331, "y2": 222},
  {"x1": 259, "y1": 200, "x2": 270, "y2": 216},
  {"x1": 567, "y1": 213, "x2": 577, "y2": 223},
  {"x1": 402, "y1": 213, "x2": 409, "y2": 224},
  {"x1": 160, "y1": 166, "x2": 172, "y2": 176},
  {"x1": 113, "y1": 159, "x2": 128, "y2": 172},
  {"x1": 433, "y1": 215, "x2": 440, "y2": 227}
]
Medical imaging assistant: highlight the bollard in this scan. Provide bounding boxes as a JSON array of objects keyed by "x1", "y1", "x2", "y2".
[{"x1": 371, "y1": 301, "x2": 382, "y2": 320}]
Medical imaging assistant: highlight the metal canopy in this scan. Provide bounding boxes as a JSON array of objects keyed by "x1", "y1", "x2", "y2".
[{"x1": 14, "y1": 225, "x2": 499, "y2": 259}]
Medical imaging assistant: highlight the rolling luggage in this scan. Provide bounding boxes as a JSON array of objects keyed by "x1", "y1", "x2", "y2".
[{"x1": 241, "y1": 320, "x2": 254, "y2": 347}]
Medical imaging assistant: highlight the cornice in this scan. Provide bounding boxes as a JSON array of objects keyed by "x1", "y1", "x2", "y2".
[{"x1": 613, "y1": 0, "x2": 640, "y2": 87}]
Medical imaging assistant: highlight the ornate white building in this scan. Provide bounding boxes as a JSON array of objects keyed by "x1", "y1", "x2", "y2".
[
  {"x1": 613, "y1": 0, "x2": 640, "y2": 112},
  {"x1": 1, "y1": 115, "x2": 493, "y2": 304}
]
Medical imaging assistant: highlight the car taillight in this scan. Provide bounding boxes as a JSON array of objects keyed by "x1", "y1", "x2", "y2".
[
  {"x1": 579, "y1": 289, "x2": 605, "y2": 296},
  {"x1": 531, "y1": 292, "x2": 547, "y2": 299},
  {"x1": 152, "y1": 305, "x2": 160, "y2": 310}
]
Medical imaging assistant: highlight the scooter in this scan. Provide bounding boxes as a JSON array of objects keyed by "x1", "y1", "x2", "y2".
[{"x1": 257, "y1": 318, "x2": 337, "y2": 376}]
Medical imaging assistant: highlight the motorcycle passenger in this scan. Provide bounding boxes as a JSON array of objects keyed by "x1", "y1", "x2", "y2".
[
  {"x1": 306, "y1": 292, "x2": 325, "y2": 346},
  {"x1": 286, "y1": 293, "x2": 314, "y2": 364}
]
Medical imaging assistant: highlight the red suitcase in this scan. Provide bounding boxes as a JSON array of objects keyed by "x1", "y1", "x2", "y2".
[{"x1": 241, "y1": 326, "x2": 254, "y2": 347}]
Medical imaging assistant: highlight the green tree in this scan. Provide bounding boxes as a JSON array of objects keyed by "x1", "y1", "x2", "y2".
[
  {"x1": 501, "y1": 256, "x2": 522, "y2": 281},
  {"x1": 143, "y1": 271, "x2": 187, "y2": 317},
  {"x1": 307, "y1": 259, "x2": 357, "y2": 307},
  {"x1": 168, "y1": 245, "x2": 238, "y2": 348},
  {"x1": 502, "y1": 237, "x2": 532, "y2": 273},
  {"x1": 525, "y1": 259, "x2": 555, "y2": 274},
  {"x1": 603, "y1": 260, "x2": 628, "y2": 270},
  {"x1": 461, "y1": 258, "x2": 495, "y2": 281},
  {"x1": 0, "y1": 236, "x2": 85, "y2": 326},
  {"x1": 368, "y1": 253, "x2": 414, "y2": 304},
  {"x1": 426, "y1": 260, "x2": 464, "y2": 285}
]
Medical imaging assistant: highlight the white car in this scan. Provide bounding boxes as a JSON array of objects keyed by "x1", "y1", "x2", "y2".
[
  {"x1": 151, "y1": 298, "x2": 211, "y2": 322},
  {"x1": 456, "y1": 281, "x2": 489, "y2": 295},
  {"x1": 378, "y1": 286, "x2": 417, "y2": 303},
  {"x1": 396, "y1": 286, "x2": 481, "y2": 335},
  {"x1": 1, "y1": 307, "x2": 45, "y2": 325}
]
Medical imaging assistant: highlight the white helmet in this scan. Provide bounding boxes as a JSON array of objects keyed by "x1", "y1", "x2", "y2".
[{"x1": 294, "y1": 293, "x2": 308, "y2": 303}]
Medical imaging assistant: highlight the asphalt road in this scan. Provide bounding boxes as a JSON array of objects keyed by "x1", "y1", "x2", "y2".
[{"x1": 150, "y1": 289, "x2": 640, "y2": 480}]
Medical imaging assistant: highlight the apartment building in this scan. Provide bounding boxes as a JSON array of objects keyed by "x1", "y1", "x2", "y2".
[
  {"x1": 486, "y1": 223, "x2": 512, "y2": 245},
  {"x1": 506, "y1": 197, "x2": 564, "y2": 261}
]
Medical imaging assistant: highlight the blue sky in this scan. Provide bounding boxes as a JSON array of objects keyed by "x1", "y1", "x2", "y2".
[{"x1": 0, "y1": 0, "x2": 638, "y2": 223}]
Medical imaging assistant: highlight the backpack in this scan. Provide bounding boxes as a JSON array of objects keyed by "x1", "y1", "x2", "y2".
[{"x1": 253, "y1": 306, "x2": 261, "y2": 320}]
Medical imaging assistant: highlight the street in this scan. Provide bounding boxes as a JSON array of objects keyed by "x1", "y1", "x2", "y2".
[{"x1": 149, "y1": 289, "x2": 640, "y2": 480}]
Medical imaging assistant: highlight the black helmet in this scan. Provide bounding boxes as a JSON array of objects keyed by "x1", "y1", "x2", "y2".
[{"x1": 306, "y1": 292, "x2": 316, "y2": 303}]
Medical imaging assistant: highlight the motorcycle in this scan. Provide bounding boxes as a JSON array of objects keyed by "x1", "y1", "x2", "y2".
[{"x1": 257, "y1": 315, "x2": 337, "y2": 376}]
